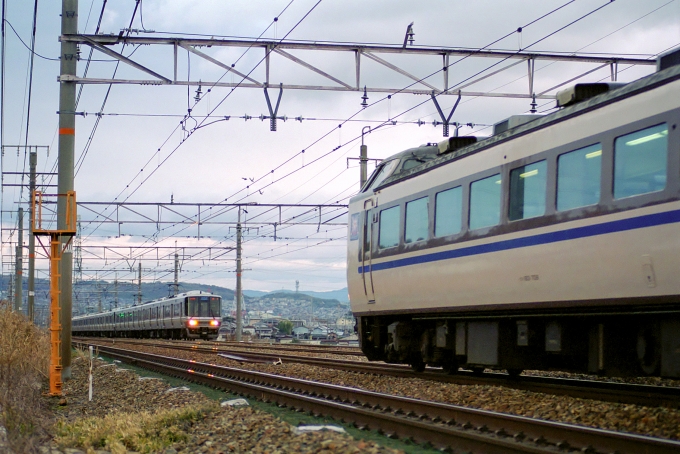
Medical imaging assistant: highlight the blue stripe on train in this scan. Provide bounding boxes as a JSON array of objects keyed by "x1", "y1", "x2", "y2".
[{"x1": 358, "y1": 208, "x2": 680, "y2": 274}]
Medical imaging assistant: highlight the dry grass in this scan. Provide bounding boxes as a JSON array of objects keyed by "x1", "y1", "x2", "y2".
[
  {"x1": 54, "y1": 402, "x2": 218, "y2": 454},
  {"x1": 0, "y1": 300, "x2": 51, "y2": 452}
]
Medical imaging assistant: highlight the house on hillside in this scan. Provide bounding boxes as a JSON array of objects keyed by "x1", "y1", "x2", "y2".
[
  {"x1": 254, "y1": 322, "x2": 274, "y2": 338},
  {"x1": 310, "y1": 326, "x2": 328, "y2": 341},
  {"x1": 292, "y1": 326, "x2": 310, "y2": 339}
]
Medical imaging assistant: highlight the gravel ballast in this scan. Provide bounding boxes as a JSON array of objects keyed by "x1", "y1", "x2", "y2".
[
  {"x1": 112, "y1": 341, "x2": 680, "y2": 441},
  {"x1": 38, "y1": 354, "x2": 404, "y2": 454}
]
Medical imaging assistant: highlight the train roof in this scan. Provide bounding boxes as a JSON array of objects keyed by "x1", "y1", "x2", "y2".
[
  {"x1": 371, "y1": 61, "x2": 680, "y2": 192},
  {"x1": 381, "y1": 144, "x2": 439, "y2": 161}
]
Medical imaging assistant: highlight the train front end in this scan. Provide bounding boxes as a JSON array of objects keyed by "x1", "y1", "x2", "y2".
[{"x1": 185, "y1": 292, "x2": 221, "y2": 339}]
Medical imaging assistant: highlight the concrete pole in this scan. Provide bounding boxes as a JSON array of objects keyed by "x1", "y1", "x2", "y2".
[
  {"x1": 7, "y1": 270, "x2": 12, "y2": 304},
  {"x1": 14, "y1": 207, "x2": 23, "y2": 312},
  {"x1": 173, "y1": 249, "x2": 179, "y2": 296},
  {"x1": 114, "y1": 272, "x2": 118, "y2": 308},
  {"x1": 137, "y1": 262, "x2": 142, "y2": 305},
  {"x1": 235, "y1": 207, "x2": 242, "y2": 341},
  {"x1": 360, "y1": 126, "x2": 370, "y2": 189},
  {"x1": 28, "y1": 150, "x2": 36, "y2": 322},
  {"x1": 360, "y1": 144, "x2": 367, "y2": 189},
  {"x1": 58, "y1": 0, "x2": 78, "y2": 380}
]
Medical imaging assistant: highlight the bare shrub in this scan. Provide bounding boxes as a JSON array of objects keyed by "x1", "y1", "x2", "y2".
[
  {"x1": 0, "y1": 300, "x2": 50, "y2": 452},
  {"x1": 55, "y1": 403, "x2": 217, "y2": 453}
]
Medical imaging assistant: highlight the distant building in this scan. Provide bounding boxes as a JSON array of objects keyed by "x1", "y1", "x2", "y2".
[
  {"x1": 293, "y1": 326, "x2": 310, "y2": 339},
  {"x1": 243, "y1": 325, "x2": 256, "y2": 336},
  {"x1": 254, "y1": 322, "x2": 274, "y2": 338},
  {"x1": 311, "y1": 326, "x2": 328, "y2": 340}
]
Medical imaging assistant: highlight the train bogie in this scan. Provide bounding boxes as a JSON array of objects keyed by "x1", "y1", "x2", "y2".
[{"x1": 361, "y1": 315, "x2": 680, "y2": 377}]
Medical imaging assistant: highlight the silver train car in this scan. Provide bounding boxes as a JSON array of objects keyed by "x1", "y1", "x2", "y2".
[
  {"x1": 348, "y1": 49, "x2": 680, "y2": 378},
  {"x1": 72, "y1": 290, "x2": 222, "y2": 340}
]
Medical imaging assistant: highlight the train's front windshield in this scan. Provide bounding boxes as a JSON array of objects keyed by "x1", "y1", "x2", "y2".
[
  {"x1": 362, "y1": 159, "x2": 398, "y2": 192},
  {"x1": 187, "y1": 296, "x2": 221, "y2": 317}
]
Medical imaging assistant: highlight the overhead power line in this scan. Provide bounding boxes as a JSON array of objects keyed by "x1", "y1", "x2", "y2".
[
  {"x1": 41, "y1": 0, "x2": 640, "y2": 283},
  {"x1": 72, "y1": 0, "x2": 612, "y2": 277}
]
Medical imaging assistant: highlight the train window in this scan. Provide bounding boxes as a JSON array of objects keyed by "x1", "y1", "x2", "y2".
[
  {"x1": 614, "y1": 123, "x2": 668, "y2": 199},
  {"x1": 174, "y1": 303, "x2": 181, "y2": 316},
  {"x1": 435, "y1": 186, "x2": 462, "y2": 237},
  {"x1": 509, "y1": 160, "x2": 547, "y2": 221},
  {"x1": 211, "y1": 297, "x2": 220, "y2": 317},
  {"x1": 187, "y1": 296, "x2": 221, "y2": 317},
  {"x1": 378, "y1": 206, "x2": 400, "y2": 248},
  {"x1": 557, "y1": 143, "x2": 602, "y2": 211},
  {"x1": 404, "y1": 197, "x2": 428, "y2": 243},
  {"x1": 469, "y1": 174, "x2": 501, "y2": 230},
  {"x1": 363, "y1": 159, "x2": 398, "y2": 192}
]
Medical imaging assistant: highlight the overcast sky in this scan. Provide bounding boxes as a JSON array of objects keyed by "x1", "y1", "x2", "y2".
[{"x1": 1, "y1": 0, "x2": 679, "y2": 294}]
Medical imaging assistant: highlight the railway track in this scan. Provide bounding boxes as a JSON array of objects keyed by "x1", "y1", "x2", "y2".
[
  {"x1": 76, "y1": 337, "x2": 680, "y2": 408},
  {"x1": 147, "y1": 337, "x2": 365, "y2": 357},
  {"x1": 74, "y1": 340, "x2": 680, "y2": 454}
]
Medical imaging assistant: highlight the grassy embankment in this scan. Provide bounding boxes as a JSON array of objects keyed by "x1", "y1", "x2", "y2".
[{"x1": 0, "y1": 300, "x2": 50, "y2": 452}]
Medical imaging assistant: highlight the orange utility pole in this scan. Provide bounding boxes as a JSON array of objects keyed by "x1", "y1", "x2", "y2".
[{"x1": 32, "y1": 190, "x2": 76, "y2": 396}]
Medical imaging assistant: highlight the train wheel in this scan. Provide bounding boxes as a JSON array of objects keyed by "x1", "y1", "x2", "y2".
[
  {"x1": 442, "y1": 361, "x2": 458, "y2": 375},
  {"x1": 507, "y1": 368, "x2": 523, "y2": 378},
  {"x1": 637, "y1": 324, "x2": 660, "y2": 375},
  {"x1": 410, "y1": 358, "x2": 425, "y2": 373}
]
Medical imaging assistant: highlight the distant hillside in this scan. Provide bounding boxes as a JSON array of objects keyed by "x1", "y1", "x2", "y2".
[
  {"x1": 242, "y1": 290, "x2": 269, "y2": 298},
  {"x1": 0, "y1": 273, "x2": 347, "y2": 312},
  {"x1": 243, "y1": 288, "x2": 348, "y2": 303}
]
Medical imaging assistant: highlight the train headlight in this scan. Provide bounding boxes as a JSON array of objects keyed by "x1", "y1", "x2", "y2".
[
  {"x1": 188, "y1": 319, "x2": 198, "y2": 327},
  {"x1": 210, "y1": 320, "x2": 220, "y2": 327}
]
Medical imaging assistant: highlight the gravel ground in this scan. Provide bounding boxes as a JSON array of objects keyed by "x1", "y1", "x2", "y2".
[
  {"x1": 37, "y1": 354, "x2": 404, "y2": 454},
  {"x1": 193, "y1": 341, "x2": 680, "y2": 387},
  {"x1": 110, "y1": 341, "x2": 680, "y2": 441}
]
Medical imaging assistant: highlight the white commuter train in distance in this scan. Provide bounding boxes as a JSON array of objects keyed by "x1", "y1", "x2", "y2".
[
  {"x1": 347, "y1": 48, "x2": 680, "y2": 378},
  {"x1": 72, "y1": 290, "x2": 222, "y2": 340}
]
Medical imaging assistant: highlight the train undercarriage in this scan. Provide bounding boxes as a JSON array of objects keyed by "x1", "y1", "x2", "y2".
[
  {"x1": 75, "y1": 328, "x2": 218, "y2": 340},
  {"x1": 357, "y1": 311, "x2": 680, "y2": 378}
]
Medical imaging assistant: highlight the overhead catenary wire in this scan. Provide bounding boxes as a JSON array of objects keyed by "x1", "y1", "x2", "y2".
[
  {"x1": 152, "y1": 0, "x2": 620, "y2": 272},
  {"x1": 62, "y1": 0, "x2": 660, "y2": 284},
  {"x1": 2, "y1": 18, "x2": 58, "y2": 61},
  {"x1": 20, "y1": 0, "x2": 39, "y2": 204},
  {"x1": 81, "y1": 0, "x2": 596, "y2": 236},
  {"x1": 180, "y1": 0, "x2": 613, "y2": 221},
  {"x1": 73, "y1": 1, "x2": 140, "y2": 176},
  {"x1": 113, "y1": 0, "x2": 325, "y2": 206},
  {"x1": 75, "y1": 0, "x2": 610, "y2": 280},
  {"x1": 79, "y1": 0, "x2": 307, "y2": 242}
]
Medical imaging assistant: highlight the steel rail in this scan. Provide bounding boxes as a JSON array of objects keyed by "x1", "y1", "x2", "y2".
[
  {"x1": 75, "y1": 342, "x2": 680, "y2": 454},
  {"x1": 75, "y1": 337, "x2": 680, "y2": 408},
  {"x1": 188, "y1": 339, "x2": 363, "y2": 356},
  {"x1": 210, "y1": 348, "x2": 680, "y2": 409}
]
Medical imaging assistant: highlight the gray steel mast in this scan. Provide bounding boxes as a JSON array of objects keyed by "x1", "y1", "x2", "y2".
[
  {"x1": 28, "y1": 151, "x2": 36, "y2": 321},
  {"x1": 14, "y1": 207, "x2": 22, "y2": 311},
  {"x1": 235, "y1": 207, "x2": 242, "y2": 341},
  {"x1": 58, "y1": 0, "x2": 77, "y2": 379}
]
